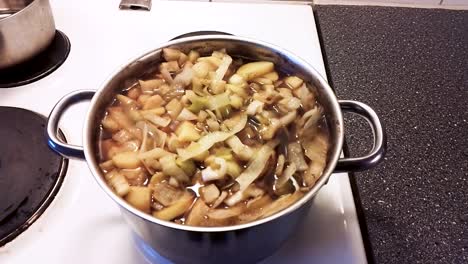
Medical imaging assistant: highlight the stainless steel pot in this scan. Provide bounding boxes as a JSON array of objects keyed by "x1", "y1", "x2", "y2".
[
  {"x1": 46, "y1": 35, "x2": 386, "y2": 264},
  {"x1": 0, "y1": 0, "x2": 55, "y2": 69}
]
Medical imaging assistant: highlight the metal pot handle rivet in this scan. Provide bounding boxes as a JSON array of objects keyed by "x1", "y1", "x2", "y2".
[
  {"x1": 46, "y1": 90, "x2": 96, "y2": 160},
  {"x1": 334, "y1": 100, "x2": 387, "y2": 172}
]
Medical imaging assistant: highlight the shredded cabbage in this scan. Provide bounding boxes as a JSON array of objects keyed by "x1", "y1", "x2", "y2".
[
  {"x1": 226, "y1": 136, "x2": 254, "y2": 161},
  {"x1": 234, "y1": 140, "x2": 278, "y2": 193},
  {"x1": 177, "y1": 114, "x2": 247, "y2": 161},
  {"x1": 214, "y1": 54, "x2": 232, "y2": 81}
]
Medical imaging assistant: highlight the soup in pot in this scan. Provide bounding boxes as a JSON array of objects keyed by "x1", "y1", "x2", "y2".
[{"x1": 97, "y1": 48, "x2": 329, "y2": 227}]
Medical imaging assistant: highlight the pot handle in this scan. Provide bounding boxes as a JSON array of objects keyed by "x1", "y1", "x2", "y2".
[
  {"x1": 47, "y1": 90, "x2": 96, "y2": 160},
  {"x1": 335, "y1": 100, "x2": 387, "y2": 172}
]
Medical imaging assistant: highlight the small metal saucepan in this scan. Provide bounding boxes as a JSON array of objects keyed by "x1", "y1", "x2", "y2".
[
  {"x1": 46, "y1": 35, "x2": 386, "y2": 264},
  {"x1": 0, "y1": 0, "x2": 55, "y2": 69}
]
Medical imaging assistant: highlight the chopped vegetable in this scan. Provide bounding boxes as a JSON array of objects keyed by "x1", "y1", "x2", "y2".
[
  {"x1": 175, "y1": 158, "x2": 196, "y2": 176},
  {"x1": 188, "y1": 50, "x2": 200, "y2": 63},
  {"x1": 300, "y1": 107, "x2": 322, "y2": 135},
  {"x1": 165, "y1": 98, "x2": 183, "y2": 119},
  {"x1": 208, "y1": 92, "x2": 230, "y2": 111},
  {"x1": 200, "y1": 184, "x2": 220, "y2": 204},
  {"x1": 143, "y1": 95, "x2": 165, "y2": 110},
  {"x1": 173, "y1": 64, "x2": 193, "y2": 87},
  {"x1": 185, "y1": 198, "x2": 210, "y2": 226},
  {"x1": 177, "y1": 108, "x2": 198, "y2": 121},
  {"x1": 214, "y1": 54, "x2": 232, "y2": 81},
  {"x1": 142, "y1": 112, "x2": 171, "y2": 127},
  {"x1": 160, "y1": 155, "x2": 190, "y2": 183},
  {"x1": 152, "y1": 182, "x2": 184, "y2": 206},
  {"x1": 287, "y1": 142, "x2": 308, "y2": 171},
  {"x1": 201, "y1": 157, "x2": 227, "y2": 182},
  {"x1": 212, "y1": 191, "x2": 228, "y2": 208},
  {"x1": 224, "y1": 184, "x2": 265, "y2": 206},
  {"x1": 280, "y1": 110, "x2": 297, "y2": 127},
  {"x1": 197, "y1": 56, "x2": 222, "y2": 67},
  {"x1": 234, "y1": 140, "x2": 278, "y2": 193},
  {"x1": 293, "y1": 83, "x2": 316, "y2": 110},
  {"x1": 262, "y1": 191, "x2": 304, "y2": 218},
  {"x1": 175, "y1": 121, "x2": 201, "y2": 142},
  {"x1": 177, "y1": 114, "x2": 247, "y2": 161},
  {"x1": 108, "y1": 107, "x2": 134, "y2": 131},
  {"x1": 275, "y1": 154, "x2": 285, "y2": 176},
  {"x1": 139, "y1": 79, "x2": 164, "y2": 93},
  {"x1": 127, "y1": 87, "x2": 141, "y2": 99},
  {"x1": 192, "y1": 61, "x2": 214, "y2": 78},
  {"x1": 161, "y1": 61, "x2": 180, "y2": 72},
  {"x1": 138, "y1": 147, "x2": 168, "y2": 160},
  {"x1": 112, "y1": 129, "x2": 133, "y2": 143},
  {"x1": 163, "y1": 48, "x2": 182, "y2": 61},
  {"x1": 112, "y1": 151, "x2": 141, "y2": 169},
  {"x1": 226, "y1": 160, "x2": 242, "y2": 178},
  {"x1": 125, "y1": 186, "x2": 152, "y2": 213},
  {"x1": 99, "y1": 160, "x2": 114, "y2": 171},
  {"x1": 229, "y1": 94, "x2": 244, "y2": 109},
  {"x1": 107, "y1": 171, "x2": 130, "y2": 196},
  {"x1": 102, "y1": 115, "x2": 120, "y2": 132},
  {"x1": 262, "y1": 71, "x2": 279, "y2": 82},
  {"x1": 284, "y1": 76, "x2": 304, "y2": 89},
  {"x1": 236, "y1": 61, "x2": 274, "y2": 81},
  {"x1": 153, "y1": 192, "x2": 194, "y2": 221},
  {"x1": 168, "y1": 177, "x2": 179, "y2": 187},
  {"x1": 226, "y1": 136, "x2": 254, "y2": 161},
  {"x1": 149, "y1": 172, "x2": 166, "y2": 186},
  {"x1": 275, "y1": 163, "x2": 297, "y2": 190},
  {"x1": 252, "y1": 77, "x2": 273, "y2": 85},
  {"x1": 116, "y1": 94, "x2": 136, "y2": 105},
  {"x1": 207, "y1": 204, "x2": 244, "y2": 220},
  {"x1": 246, "y1": 100, "x2": 264, "y2": 116},
  {"x1": 302, "y1": 133, "x2": 328, "y2": 186}
]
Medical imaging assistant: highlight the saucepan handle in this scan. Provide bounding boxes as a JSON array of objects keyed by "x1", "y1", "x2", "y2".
[
  {"x1": 47, "y1": 90, "x2": 96, "y2": 160},
  {"x1": 335, "y1": 100, "x2": 387, "y2": 172}
]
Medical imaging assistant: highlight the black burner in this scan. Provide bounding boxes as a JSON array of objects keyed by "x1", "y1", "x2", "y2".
[
  {"x1": 0, "y1": 30, "x2": 71, "y2": 88},
  {"x1": 0, "y1": 107, "x2": 67, "y2": 246}
]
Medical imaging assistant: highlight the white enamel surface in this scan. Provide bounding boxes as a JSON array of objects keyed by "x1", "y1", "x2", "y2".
[{"x1": 0, "y1": 1, "x2": 366, "y2": 263}]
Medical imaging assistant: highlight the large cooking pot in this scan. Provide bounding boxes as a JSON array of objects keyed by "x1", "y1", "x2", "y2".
[
  {"x1": 0, "y1": 0, "x2": 55, "y2": 69},
  {"x1": 46, "y1": 35, "x2": 386, "y2": 264}
]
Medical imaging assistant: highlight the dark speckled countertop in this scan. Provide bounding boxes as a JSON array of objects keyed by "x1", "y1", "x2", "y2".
[{"x1": 314, "y1": 6, "x2": 468, "y2": 264}]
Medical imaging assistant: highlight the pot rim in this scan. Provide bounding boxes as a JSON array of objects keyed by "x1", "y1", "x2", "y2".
[
  {"x1": 84, "y1": 34, "x2": 344, "y2": 233},
  {"x1": 0, "y1": 0, "x2": 37, "y2": 22}
]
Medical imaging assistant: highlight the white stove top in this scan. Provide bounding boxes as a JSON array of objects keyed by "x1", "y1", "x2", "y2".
[{"x1": 0, "y1": 1, "x2": 366, "y2": 263}]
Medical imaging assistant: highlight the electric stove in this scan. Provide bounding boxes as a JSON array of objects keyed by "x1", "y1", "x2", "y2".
[{"x1": 0, "y1": 1, "x2": 367, "y2": 263}]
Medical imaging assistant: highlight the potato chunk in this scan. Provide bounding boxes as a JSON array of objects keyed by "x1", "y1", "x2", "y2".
[
  {"x1": 139, "y1": 79, "x2": 164, "y2": 93},
  {"x1": 185, "y1": 198, "x2": 210, "y2": 226},
  {"x1": 143, "y1": 95, "x2": 165, "y2": 110},
  {"x1": 125, "y1": 186, "x2": 152, "y2": 213},
  {"x1": 200, "y1": 184, "x2": 220, "y2": 204},
  {"x1": 236, "y1": 61, "x2": 274, "y2": 81},
  {"x1": 152, "y1": 182, "x2": 184, "y2": 206},
  {"x1": 284, "y1": 76, "x2": 304, "y2": 89},
  {"x1": 262, "y1": 71, "x2": 279, "y2": 82},
  {"x1": 175, "y1": 121, "x2": 201, "y2": 142},
  {"x1": 165, "y1": 98, "x2": 183, "y2": 119},
  {"x1": 112, "y1": 151, "x2": 141, "y2": 169},
  {"x1": 107, "y1": 171, "x2": 130, "y2": 197},
  {"x1": 153, "y1": 192, "x2": 194, "y2": 221},
  {"x1": 163, "y1": 48, "x2": 182, "y2": 61}
]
